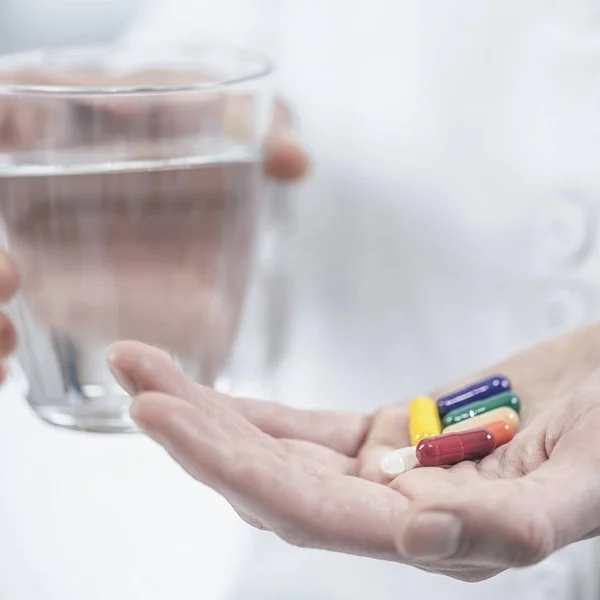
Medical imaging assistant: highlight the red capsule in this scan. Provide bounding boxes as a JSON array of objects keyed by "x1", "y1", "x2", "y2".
[{"x1": 416, "y1": 428, "x2": 496, "y2": 467}]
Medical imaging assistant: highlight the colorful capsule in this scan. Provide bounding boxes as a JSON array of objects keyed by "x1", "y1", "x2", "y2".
[
  {"x1": 442, "y1": 406, "x2": 520, "y2": 435},
  {"x1": 416, "y1": 429, "x2": 496, "y2": 467},
  {"x1": 442, "y1": 392, "x2": 520, "y2": 427},
  {"x1": 482, "y1": 420, "x2": 514, "y2": 447},
  {"x1": 436, "y1": 374, "x2": 511, "y2": 416},
  {"x1": 409, "y1": 396, "x2": 441, "y2": 445}
]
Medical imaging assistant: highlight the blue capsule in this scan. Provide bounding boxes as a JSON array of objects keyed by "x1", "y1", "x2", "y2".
[{"x1": 436, "y1": 374, "x2": 511, "y2": 416}]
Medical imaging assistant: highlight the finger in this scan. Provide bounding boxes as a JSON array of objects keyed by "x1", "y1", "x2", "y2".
[
  {"x1": 0, "y1": 251, "x2": 19, "y2": 302},
  {"x1": 122, "y1": 366, "x2": 354, "y2": 473},
  {"x1": 264, "y1": 134, "x2": 310, "y2": 181},
  {"x1": 0, "y1": 313, "x2": 17, "y2": 359},
  {"x1": 107, "y1": 340, "x2": 370, "y2": 456},
  {"x1": 109, "y1": 341, "x2": 355, "y2": 472},
  {"x1": 394, "y1": 476, "x2": 557, "y2": 571},
  {"x1": 131, "y1": 391, "x2": 406, "y2": 558},
  {"x1": 393, "y1": 436, "x2": 600, "y2": 572},
  {"x1": 358, "y1": 405, "x2": 410, "y2": 482},
  {"x1": 264, "y1": 99, "x2": 310, "y2": 181},
  {"x1": 235, "y1": 400, "x2": 369, "y2": 458},
  {"x1": 0, "y1": 361, "x2": 10, "y2": 384},
  {"x1": 107, "y1": 341, "x2": 199, "y2": 398}
]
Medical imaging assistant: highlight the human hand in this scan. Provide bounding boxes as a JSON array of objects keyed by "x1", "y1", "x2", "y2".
[
  {"x1": 0, "y1": 68, "x2": 309, "y2": 380},
  {"x1": 106, "y1": 323, "x2": 600, "y2": 582}
]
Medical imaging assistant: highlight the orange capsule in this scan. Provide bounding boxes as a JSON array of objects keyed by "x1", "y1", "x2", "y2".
[{"x1": 484, "y1": 420, "x2": 514, "y2": 447}]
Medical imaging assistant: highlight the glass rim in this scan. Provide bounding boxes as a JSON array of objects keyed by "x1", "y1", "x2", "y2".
[{"x1": 0, "y1": 43, "x2": 273, "y2": 96}]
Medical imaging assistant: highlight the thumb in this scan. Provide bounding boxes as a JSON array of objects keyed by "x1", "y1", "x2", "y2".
[
  {"x1": 394, "y1": 477, "x2": 556, "y2": 569},
  {"x1": 264, "y1": 99, "x2": 310, "y2": 181},
  {"x1": 394, "y1": 456, "x2": 600, "y2": 569}
]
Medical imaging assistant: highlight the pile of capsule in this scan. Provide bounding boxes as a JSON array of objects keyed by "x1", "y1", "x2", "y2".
[{"x1": 381, "y1": 374, "x2": 519, "y2": 476}]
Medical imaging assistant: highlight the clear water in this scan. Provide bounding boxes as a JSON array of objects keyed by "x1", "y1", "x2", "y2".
[{"x1": 0, "y1": 147, "x2": 263, "y2": 431}]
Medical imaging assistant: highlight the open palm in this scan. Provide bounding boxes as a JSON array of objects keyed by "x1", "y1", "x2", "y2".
[{"x1": 107, "y1": 324, "x2": 600, "y2": 582}]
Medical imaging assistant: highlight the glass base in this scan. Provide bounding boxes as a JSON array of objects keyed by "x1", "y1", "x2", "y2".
[{"x1": 32, "y1": 405, "x2": 139, "y2": 434}]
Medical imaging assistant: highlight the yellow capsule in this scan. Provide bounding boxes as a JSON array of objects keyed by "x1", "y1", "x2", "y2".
[
  {"x1": 442, "y1": 406, "x2": 520, "y2": 434},
  {"x1": 409, "y1": 396, "x2": 441, "y2": 446}
]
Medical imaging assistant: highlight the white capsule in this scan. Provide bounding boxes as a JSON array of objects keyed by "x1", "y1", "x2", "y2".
[{"x1": 380, "y1": 446, "x2": 419, "y2": 476}]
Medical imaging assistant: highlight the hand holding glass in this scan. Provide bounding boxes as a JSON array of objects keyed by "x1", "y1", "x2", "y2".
[{"x1": 0, "y1": 45, "x2": 275, "y2": 432}]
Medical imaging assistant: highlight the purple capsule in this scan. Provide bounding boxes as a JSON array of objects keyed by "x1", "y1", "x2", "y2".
[{"x1": 436, "y1": 374, "x2": 511, "y2": 416}]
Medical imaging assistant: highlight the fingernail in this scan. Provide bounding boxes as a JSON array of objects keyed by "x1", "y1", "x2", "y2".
[
  {"x1": 109, "y1": 366, "x2": 138, "y2": 396},
  {"x1": 129, "y1": 396, "x2": 143, "y2": 422},
  {"x1": 401, "y1": 512, "x2": 462, "y2": 559},
  {"x1": 381, "y1": 447, "x2": 418, "y2": 476},
  {"x1": 128, "y1": 397, "x2": 171, "y2": 450}
]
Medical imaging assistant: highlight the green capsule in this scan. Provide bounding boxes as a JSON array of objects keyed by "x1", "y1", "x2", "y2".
[{"x1": 442, "y1": 392, "x2": 521, "y2": 427}]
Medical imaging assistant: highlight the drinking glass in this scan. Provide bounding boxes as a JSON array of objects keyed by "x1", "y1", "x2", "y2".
[{"x1": 0, "y1": 44, "x2": 275, "y2": 432}]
